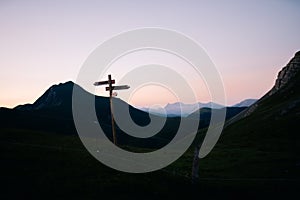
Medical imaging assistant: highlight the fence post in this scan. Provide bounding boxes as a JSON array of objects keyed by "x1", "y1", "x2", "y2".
[{"x1": 192, "y1": 145, "x2": 200, "y2": 183}]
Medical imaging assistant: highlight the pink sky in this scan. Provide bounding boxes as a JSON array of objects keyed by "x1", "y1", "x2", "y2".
[{"x1": 0, "y1": 0, "x2": 299, "y2": 108}]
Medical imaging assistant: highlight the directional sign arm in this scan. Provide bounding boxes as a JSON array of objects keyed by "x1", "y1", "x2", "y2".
[
  {"x1": 106, "y1": 85, "x2": 130, "y2": 91},
  {"x1": 94, "y1": 79, "x2": 115, "y2": 86},
  {"x1": 114, "y1": 85, "x2": 130, "y2": 90}
]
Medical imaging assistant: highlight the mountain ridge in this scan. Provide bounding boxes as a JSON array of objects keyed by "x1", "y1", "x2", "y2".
[{"x1": 0, "y1": 80, "x2": 247, "y2": 148}]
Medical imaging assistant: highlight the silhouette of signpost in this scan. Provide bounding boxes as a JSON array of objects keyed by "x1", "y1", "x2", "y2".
[{"x1": 94, "y1": 74, "x2": 130, "y2": 145}]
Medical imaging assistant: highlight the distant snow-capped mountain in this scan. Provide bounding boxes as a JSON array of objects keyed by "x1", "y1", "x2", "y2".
[
  {"x1": 232, "y1": 99, "x2": 257, "y2": 107},
  {"x1": 139, "y1": 101, "x2": 224, "y2": 117},
  {"x1": 139, "y1": 99, "x2": 257, "y2": 117}
]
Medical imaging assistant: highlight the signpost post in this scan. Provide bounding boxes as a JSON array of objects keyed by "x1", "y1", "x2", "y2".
[{"x1": 94, "y1": 74, "x2": 130, "y2": 145}]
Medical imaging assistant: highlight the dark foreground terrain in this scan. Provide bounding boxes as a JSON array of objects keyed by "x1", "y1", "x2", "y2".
[{"x1": 0, "y1": 128, "x2": 299, "y2": 200}]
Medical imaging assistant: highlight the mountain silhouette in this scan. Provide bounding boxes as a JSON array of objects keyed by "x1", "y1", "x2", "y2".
[
  {"x1": 188, "y1": 106, "x2": 247, "y2": 129},
  {"x1": 1, "y1": 82, "x2": 172, "y2": 148},
  {"x1": 0, "y1": 80, "x2": 247, "y2": 149}
]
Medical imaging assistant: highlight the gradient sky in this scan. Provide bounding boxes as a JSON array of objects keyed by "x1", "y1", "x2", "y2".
[{"x1": 0, "y1": 0, "x2": 299, "y2": 108}]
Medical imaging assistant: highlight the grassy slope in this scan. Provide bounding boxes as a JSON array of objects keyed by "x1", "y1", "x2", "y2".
[{"x1": 198, "y1": 71, "x2": 300, "y2": 181}]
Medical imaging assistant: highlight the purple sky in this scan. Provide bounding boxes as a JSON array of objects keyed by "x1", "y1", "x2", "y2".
[{"x1": 0, "y1": 0, "x2": 299, "y2": 108}]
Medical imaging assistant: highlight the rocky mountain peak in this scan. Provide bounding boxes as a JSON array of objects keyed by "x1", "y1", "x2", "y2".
[
  {"x1": 269, "y1": 51, "x2": 300, "y2": 95},
  {"x1": 15, "y1": 81, "x2": 75, "y2": 111}
]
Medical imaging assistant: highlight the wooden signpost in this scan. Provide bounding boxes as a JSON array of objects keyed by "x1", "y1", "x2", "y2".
[{"x1": 94, "y1": 74, "x2": 130, "y2": 145}]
